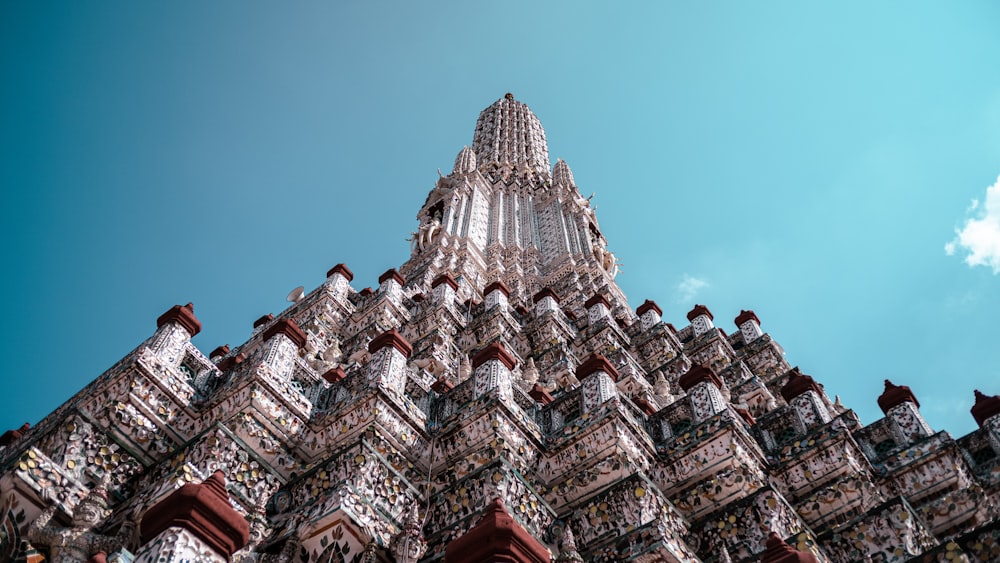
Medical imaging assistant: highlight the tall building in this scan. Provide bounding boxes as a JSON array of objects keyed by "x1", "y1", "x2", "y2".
[{"x1": 1, "y1": 94, "x2": 999, "y2": 563}]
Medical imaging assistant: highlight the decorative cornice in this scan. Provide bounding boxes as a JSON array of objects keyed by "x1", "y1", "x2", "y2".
[
  {"x1": 140, "y1": 471, "x2": 250, "y2": 558},
  {"x1": 734, "y1": 309, "x2": 760, "y2": 327},
  {"x1": 636, "y1": 299, "x2": 662, "y2": 318},
  {"x1": 575, "y1": 353, "x2": 619, "y2": 382},
  {"x1": 584, "y1": 294, "x2": 611, "y2": 310},
  {"x1": 780, "y1": 368, "x2": 822, "y2": 402},
  {"x1": 678, "y1": 363, "x2": 723, "y2": 392},
  {"x1": 877, "y1": 379, "x2": 920, "y2": 413},
  {"x1": 686, "y1": 304, "x2": 713, "y2": 322},
  {"x1": 431, "y1": 273, "x2": 459, "y2": 291},
  {"x1": 379, "y1": 268, "x2": 405, "y2": 286},
  {"x1": 326, "y1": 263, "x2": 354, "y2": 281},
  {"x1": 262, "y1": 319, "x2": 307, "y2": 349},
  {"x1": 472, "y1": 342, "x2": 517, "y2": 370},
  {"x1": 971, "y1": 389, "x2": 1000, "y2": 427},
  {"x1": 368, "y1": 329, "x2": 413, "y2": 358},
  {"x1": 445, "y1": 498, "x2": 550, "y2": 563},
  {"x1": 533, "y1": 288, "x2": 560, "y2": 304},
  {"x1": 484, "y1": 280, "x2": 511, "y2": 297},
  {"x1": 321, "y1": 366, "x2": 347, "y2": 383},
  {"x1": 156, "y1": 303, "x2": 202, "y2": 337}
]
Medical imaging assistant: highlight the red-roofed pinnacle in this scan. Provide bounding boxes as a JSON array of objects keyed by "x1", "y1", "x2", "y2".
[
  {"x1": 636, "y1": 299, "x2": 662, "y2": 318},
  {"x1": 262, "y1": 319, "x2": 307, "y2": 350},
  {"x1": 156, "y1": 303, "x2": 202, "y2": 337},
  {"x1": 529, "y1": 383, "x2": 554, "y2": 405},
  {"x1": 431, "y1": 273, "x2": 459, "y2": 291},
  {"x1": 780, "y1": 368, "x2": 822, "y2": 402},
  {"x1": 686, "y1": 304, "x2": 713, "y2": 322},
  {"x1": 971, "y1": 389, "x2": 1000, "y2": 427},
  {"x1": 584, "y1": 294, "x2": 611, "y2": 310},
  {"x1": 140, "y1": 471, "x2": 250, "y2": 558},
  {"x1": 209, "y1": 344, "x2": 230, "y2": 359},
  {"x1": 326, "y1": 263, "x2": 354, "y2": 281},
  {"x1": 472, "y1": 342, "x2": 517, "y2": 370},
  {"x1": 253, "y1": 314, "x2": 274, "y2": 329},
  {"x1": 575, "y1": 353, "x2": 619, "y2": 382},
  {"x1": 533, "y1": 288, "x2": 560, "y2": 304},
  {"x1": 484, "y1": 280, "x2": 511, "y2": 297},
  {"x1": 759, "y1": 532, "x2": 819, "y2": 563},
  {"x1": 321, "y1": 367, "x2": 347, "y2": 384},
  {"x1": 368, "y1": 329, "x2": 413, "y2": 358},
  {"x1": 678, "y1": 363, "x2": 723, "y2": 392},
  {"x1": 877, "y1": 379, "x2": 920, "y2": 414},
  {"x1": 378, "y1": 268, "x2": 405, "y2": 286},
  {"x1": 445, "y1": 498, "x2": 550, "y2": 563},
  {"x1": 735, "y1": 309, "x2": 761, "y2": 327}
]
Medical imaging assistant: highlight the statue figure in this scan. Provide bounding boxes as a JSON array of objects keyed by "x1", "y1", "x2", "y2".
[
  {"x1": 457, "y1": 355, "x2": 472, "y2": 382},
  {"x1": 410, "y1": 218, "x2": 443, "y2": 253},
  {"x1": 27, "y1": 483, "x2": 134, "y2": 563},
  {"x1": 389, "y1": 503, "x2": 426, "y2": 563},
  {"x1": 520, "y1": 358, "x2": 540, "y2": 386}
]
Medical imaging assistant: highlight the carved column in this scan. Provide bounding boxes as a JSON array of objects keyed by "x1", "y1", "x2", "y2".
[
  {"x1": 323, "y1": 263, "x2": 354, "y2": 301},
  {"x1": 576, "y1": 354, "x2": 619, "y2": 413},
  {"x1": 779, "y1": 369, "x2": 832, "y2": 429},
  {"x1": 149, "y1": 303, "x2": 202, "y2": 367},
  {"x1": 679, "y1": 363, "x2": 727, "y2": 422},
  {"x1": 365, "y1": 329, "x2": 412, "y2": 395},
  {"x1": 472, "y1": 342, "x2": 516, "y2": 402},
  {"x1": 636, "y1": 300, "x2": 662, "y2": 331},
  {"x1": 735, "y1": 309, "x2": 764, "y2": 344},
  {"x1": 260, "y1": 319, "x2": 307, "y2": 381},
  {"x1": 877, "y1": 380, "x2": 933, "y2": 444}
]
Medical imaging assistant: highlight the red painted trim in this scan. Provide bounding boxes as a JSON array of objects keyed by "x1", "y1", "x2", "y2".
[
  {"x1": 378, "y1": 268, "x2": 405, "y2": 286},
  {"x1": 156, "y1": 303, "x2": 202, "y2": 337},
  {"x1": 575, "y1": 354, "x2": 619, "y2": 382},
  {"x1": 686, "y1": 304, "x2": 713, "y2": 322},
  {"x1": 584, "y1": 294, "x2": 610, "y2": 310},
  {"x1": 636, "y1": 299, "x2": 662, "y2": 318},
  {"x1": 445, "y1": 498, "x2": 550, "y2": 563},
  {"x1": 779, "y1": 368, "x2": 822, "y2": 402},
  {"x1": 326, "y1": 263, "x2": 354, "y2": 281},
  {"x1": 972, "y1": 389, "x2": 1000, "y2": 427},
  {"x1": 140, "y1": 471, "x2": 250, "y2": 558},
  {"x1": 678, "y1": 363, "x2": 723, "y2": 392},
  {"x1": 877, "y1": 379, "x2": 920, "y2": 414},
  {"x1": 368, "y1": 329, "x2": 413, "y2": 358},
  {"x1": 734, "y1": 309, "x2": 761, "y2": 327},
  {"x1": 484, "y1": 280, "x2": 511, "y2": 297},
  {"x1": 472, "y1": 342, "x2": 517, "y2": 370},
  {"x1": 432, "y1": 273, "x2": 459, "y2": 291},
  {"x1": 532, "y1": 288, "x2": 560, "y2": 304},
  {"x1": 262, "y1": 319, "x2": 307, "y2": 350}
]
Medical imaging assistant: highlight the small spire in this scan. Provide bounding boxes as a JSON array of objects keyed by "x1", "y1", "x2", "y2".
[
  {"x1": 553, "y1": 159, "x2": 576, "y2": 187},
  {"x1": 453, "y1": 146, "x2": 477, "y2": 174}
]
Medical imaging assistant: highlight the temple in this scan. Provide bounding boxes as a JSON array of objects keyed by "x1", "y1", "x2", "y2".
[{"x1": 1, "y1": 94, "x2": 999, "y2": 562}]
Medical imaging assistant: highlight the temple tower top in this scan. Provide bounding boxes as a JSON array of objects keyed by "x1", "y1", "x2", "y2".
[{"x1": 472, "y1": 93, "x2": 550, "y2": 180}]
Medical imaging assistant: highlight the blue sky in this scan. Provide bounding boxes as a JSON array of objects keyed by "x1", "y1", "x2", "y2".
[{"x1": 2, "y1": 2, "x2": 999, "y2": 438}]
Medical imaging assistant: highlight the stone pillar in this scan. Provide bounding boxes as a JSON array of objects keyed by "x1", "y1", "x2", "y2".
[
  {"x1": 678, "y1": 364, "x2": 727, "y2": 422},
  {"x1": 471, "y1": 342, "x2": 516, "y2": 401},
  {"x1": 366, "y1": 329, "x2": 412, "y2": 395},
  {"x1": 779, "y1": 369, "x2": 832, "y2": 429},
  {"x1": 686, "y1": 304, "x2": 715, "y2": 337},
  {"x1": 484, "y1": 280, "x2": 511, "y2": 311},
  {"x1": 136, "y1": 471, "x2": 249, "y2": 563},
  {"x1": 378, "y1": 268, "x2": 405, "y2": 304},
  {"x1": 150, "y1": 303, "x2": 202, "y2": 367},
  {"x1": 584, "y1": 294, "x2": 612, "y2": 325},
  {"x1": 636, "y1": 300, "x2": 662, "y2": 331},
  {"x1": 533, "y1": 288, "x2": 560, "y2": 315},
  {"x1": 431, "y1": 273, "x2": 458, "y2": 306},
  {"x1": 576, "y1": 354, "x2": 619, "y2": 413},
  {"x1": 260, "y1": 319, "x2": 307, "y2": 380},
  {"x1": 323, "y1": 263, "x2": 354, "y2": 300},
  {"x1": 735, "y1": 309, "x2": 763, "y2": 343},
  {"x1": 877, "y1": 380, "x2": 933, "y2": 443},
  {"x1": 445, "y1": 498, "x2": 550, "y2": 563}
]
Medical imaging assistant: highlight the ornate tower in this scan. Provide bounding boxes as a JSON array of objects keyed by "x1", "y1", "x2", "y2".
[{"x1": 1, "y1": 94, "x2": 999, "y2": 563}]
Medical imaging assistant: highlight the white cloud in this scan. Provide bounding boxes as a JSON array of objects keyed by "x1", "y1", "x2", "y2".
[
  {"x1": 676, "y1": 274, "x2": 708, "y2": 303},
  {"x1": 946, "y1": 175, "x2": 1000, "y2": 274}
]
